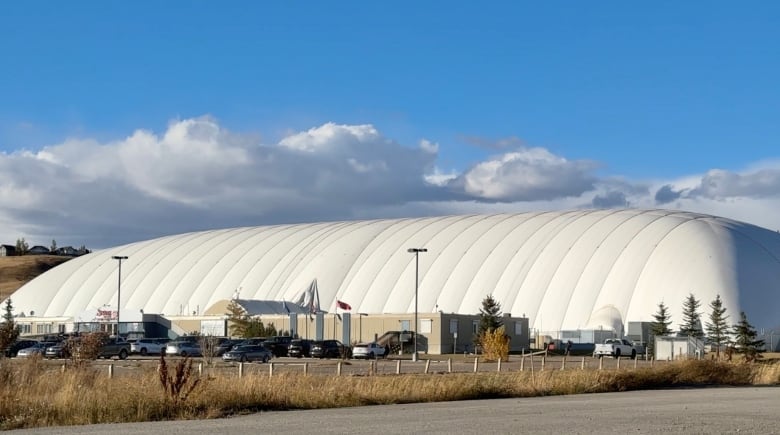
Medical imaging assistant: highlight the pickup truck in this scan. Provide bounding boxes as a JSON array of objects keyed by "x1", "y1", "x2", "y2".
[
  {"x1": 97, "y1": 337, "x2": 131, "y2": 360},
  {"x1": 593, "y1": 338, "x2": 637, "y2": 359}
]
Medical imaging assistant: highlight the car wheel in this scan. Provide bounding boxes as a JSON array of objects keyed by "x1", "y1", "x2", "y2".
[
  {"x1": 614, "y1": 349, "x2": 621, "y2": 358},
  {"x1": 180, "y1": 351, "x2": 188, "y2": 358},
  {"x1": 240, "y1": 355, "x2": 247, "y2": 363},
  {"x1": 262, "y1": 355, "x2": 269, "y2": 363},
  {"x1": 118, "y1": 349, "x2": 128, "y2": 360},
  {"x1": 369, "y1": 352, "x2": 374, "y2": 359},
  {"x1": 140, "y1": 348, "x2": 148, "y2": 356},
  {"x1": 631, "y1": 350, "x2": 637, "y2": 360}
]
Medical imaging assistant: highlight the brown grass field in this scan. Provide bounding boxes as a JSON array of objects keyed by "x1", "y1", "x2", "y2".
[
  {"x1": 0, "y1": 255, "x2": 71, "y2": 300},
  {"x1": 0, "y1": 356, "x2": 778, "y2": 430}
]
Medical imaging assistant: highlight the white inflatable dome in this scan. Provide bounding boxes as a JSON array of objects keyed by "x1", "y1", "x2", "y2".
[{"x1": 9, "y1": 209, "x2": 780, "y2": 331}]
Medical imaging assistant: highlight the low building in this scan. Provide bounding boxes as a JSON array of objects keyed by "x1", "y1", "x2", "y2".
[{"x1": 0, "y1": 244, "x2": 15, "y2": 257}]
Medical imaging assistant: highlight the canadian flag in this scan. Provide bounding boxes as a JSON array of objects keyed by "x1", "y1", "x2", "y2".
[{"x1": 336, "y1": 300, "x2": 352, "y2": 311}]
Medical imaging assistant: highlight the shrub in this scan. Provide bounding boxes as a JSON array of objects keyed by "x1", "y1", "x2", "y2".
[{"x1": 480, "y1": 325, "x2": 509, "y2": 362}]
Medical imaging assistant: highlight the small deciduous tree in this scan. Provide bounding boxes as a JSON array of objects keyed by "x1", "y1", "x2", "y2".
[
  {"x1": 15, "y1": 238, "x2": 29, "y2": 256},
  {"x1": 648, "y1": 302, "x2": 672, "y2": 356},
  {"x1": 679, "y1": 293, "x2": 703, "y2": 339},
  {"x1": 0, "y1": 299, "x2": 20, "y2": 356},
  {"x1": 732, "y1": 311, "x2": 764, "y2": 363},
  {"x1": 705, "y1": 294, "x2": 731, "y2": 359},
  {"x1": 480, "y1": 325, "x2": 510, "y2": 362}
]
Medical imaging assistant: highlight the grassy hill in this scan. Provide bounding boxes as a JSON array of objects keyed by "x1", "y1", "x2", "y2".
[{"x1": 0, "y1": 255, "x2": 72, "y2": 300}]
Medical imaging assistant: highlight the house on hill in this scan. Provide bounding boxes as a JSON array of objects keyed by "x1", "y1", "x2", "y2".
[
  {"x1": 0, "y1": 245, "x2": 16, "y2": 257},
  {"x1": 28, "y1": 246, "x2": 51, "y2": 255}
]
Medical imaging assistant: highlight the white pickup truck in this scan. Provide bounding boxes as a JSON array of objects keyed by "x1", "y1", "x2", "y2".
[{"x1": 593, "y1": 338, "x2": 637, "y2": 359}]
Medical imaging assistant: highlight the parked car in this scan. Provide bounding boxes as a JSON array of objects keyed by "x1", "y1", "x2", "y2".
[
  {"x1": 222, "y1": 344, "x2": 273, "y2": 363},
  {"x1": 16, "y1": 341, "x2": 57, "y2": 358},
  {"x1": 131, "y1": 338, "x2": 169, "y2": 356},
  {"x1": 263, "y1": 336, "x2": 293, "y2": 357},
  {"x1": 165, "y1": 341, "x2": 202, "y2": 357},
  {"x1": 311, "y1": 340, "x2": 348, "y2": 359},
  {"x1": 215, "y1": 338, "x2": 243, "y2": 356},
  {"x1": 95, "y1": 336, "x2": 131, "y2": 360},
  {"x1": 593, "y1": 338, "x2": 637, "y2": 359},
  {"x1": 288, "y1": 339, "x2": 313, "y2": 358},
  {"x1": 3, "y1": 339, "x2": 38, "y2": 358},
  {"x1": 44, "y1": 342, "x2": 71, "y2": 359},
  {"x1": 352, "y1": 342, "x2": 387, "y2": 359}
]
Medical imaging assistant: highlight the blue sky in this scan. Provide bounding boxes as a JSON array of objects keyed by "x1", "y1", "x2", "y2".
[{"x1": 1, "y1": 2, "x2": 779, "y2": 248}]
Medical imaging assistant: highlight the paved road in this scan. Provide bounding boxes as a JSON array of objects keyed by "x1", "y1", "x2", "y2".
[{"x1": 11, "y1": 386, "x2": 779, "y2": 434}]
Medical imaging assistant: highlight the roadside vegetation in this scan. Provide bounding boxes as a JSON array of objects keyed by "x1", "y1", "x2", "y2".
[{"x1": 0, "y1": 356, "x2": 778, "y2": 430}]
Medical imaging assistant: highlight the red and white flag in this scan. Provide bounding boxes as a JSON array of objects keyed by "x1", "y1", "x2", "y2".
[{"x1": 336, "y1": 300, "x2": 352, "y2": 311}]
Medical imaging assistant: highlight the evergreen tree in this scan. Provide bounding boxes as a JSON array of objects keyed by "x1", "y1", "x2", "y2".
[
  {"x1": 226, "y1": 299, "x2": 250, "y2": 337},
  {"x1": 679, "y1": 293, "x2": 703, "y2": 338},
  {"x1": 478, "y1": 294, "x2": 503, "y2": 335},
  {"x1": 732, "y1": 311, "x2": 764, "y2": 362},
  {"x1": 475, "y1": 294, "x2": 503, "y2": 349},
  {"x1": 50, "y1": 239, "x2": 57, "y2": 253},
  {"x1": 648, "y1": 302, "x2": 672, "y2": 356},
  {"x1": 704, "y1": 294, "x2": 731, "y2": 359},
  {"x1": 0, "y1": 299, "x2": 20, "y2": 356}
]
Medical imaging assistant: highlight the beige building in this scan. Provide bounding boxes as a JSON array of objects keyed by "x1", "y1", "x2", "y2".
[{"x1": 168, "y1": 299, "x2": 530, "y2": 355}]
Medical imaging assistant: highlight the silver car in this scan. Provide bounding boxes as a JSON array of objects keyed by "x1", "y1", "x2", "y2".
[
  {"x1": 222, "y1": 344, "x2": 273, "y2": 363},
  {"x1": 165, "y1": 341, "x2": 202, "y2": 357},
  {"x1": 16, "y1": 341, "x2": 57, "y2": 358}
]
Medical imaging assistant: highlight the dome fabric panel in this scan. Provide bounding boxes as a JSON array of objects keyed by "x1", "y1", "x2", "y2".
[{"x1": 8, "y1": 209, "x2": 780, "y2": 332}]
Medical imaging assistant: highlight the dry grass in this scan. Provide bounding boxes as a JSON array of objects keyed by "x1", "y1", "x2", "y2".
[
  {"x1": 0, "y1": 256, "x2": 71, "y2": 299},
  {"x1": 0, "y1": 357, "x2": 778, "y2": 430}
]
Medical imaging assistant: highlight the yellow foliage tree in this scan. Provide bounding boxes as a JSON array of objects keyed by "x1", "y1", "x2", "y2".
[{"x1": 480, "y1": 325, "x2": 509, "y2": 362}]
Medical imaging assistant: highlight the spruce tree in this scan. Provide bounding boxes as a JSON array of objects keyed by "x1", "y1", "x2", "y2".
[
  {"x1": 0, "y1": 299, "x2": 20, "y2": 356},
  {"x1": 732, "y1": 311, "x2": 764, "y2": 362},
  {"x1": 478, "y1": 294, "x2": 503, "y2": 335},
  {"x1": 475, "y1": 294, "x2": 503, "y2": 349},
  {"x1": 226, "y1": 299, "x2": 250, "y2": 337},
  {"x1": 704, "y1": 294, "x2": 730, "y2": 359},
  {"x1": 648, "y1": 302, "x2": 672, "y2": 356},
  {"x1": 679, "y1": 293, "x2": 703, "y2": 338}
]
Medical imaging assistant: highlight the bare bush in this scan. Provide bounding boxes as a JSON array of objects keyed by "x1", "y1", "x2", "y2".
[{"x1": 158, "y1": 353, "x2": 200, "y2": 405}]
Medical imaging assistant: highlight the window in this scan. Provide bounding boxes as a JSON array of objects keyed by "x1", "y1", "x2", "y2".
[
  {"x1": 58, "y1": 324, "x2": 66, "y2": 334},
  {"x1": 400, "y1": 320, "x2": 410, "y2": 331},
  {"x1": 420, "y1": 319, "x2": 432, "y2": 334},
  {"x1": 472, "y1": 320, "x2": 479, "y2": 334},
  {"x1": 449, "y1": 319, "x2": 458, "y2": 334},
  {"x1": 19, "y1": 323, "x2": 31, "y2": 334},
  {"x1": 36, "y1": 324, "x2": 52, "y2": 334},
  {"x1": 515, "y1": 321, "x2": 524, "y2": 335}
]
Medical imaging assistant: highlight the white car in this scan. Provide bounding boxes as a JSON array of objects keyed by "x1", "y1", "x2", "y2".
[
  {"x1": 352, "y1": 342, "x2": 386, "y2": 359},
  {"x1": 130, "y1": 338, "x2": 168, "y2": 356}
]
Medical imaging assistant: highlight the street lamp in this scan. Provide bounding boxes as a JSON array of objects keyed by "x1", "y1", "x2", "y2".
[
  {"x1": 407, "y1": 248, "x2": 427, "y2": 361},
  {"x1": 111, "y1": 255, "x2": 128, "y2": 336}
]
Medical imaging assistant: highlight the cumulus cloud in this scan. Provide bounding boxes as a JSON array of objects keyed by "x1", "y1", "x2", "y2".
[
  {"x1": 449, "y1": 147, "x2": 599, "y2": 201},
  {"x1": 2, "y1": 116, "x2": 780, "y2": 249}
]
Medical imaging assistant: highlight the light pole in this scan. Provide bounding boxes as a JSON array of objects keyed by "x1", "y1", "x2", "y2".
[
  {"x1": 111, "y1": 255, "x2": 128, "y2": 336},
  {"x1": 407, "y1": 247, "x2": 427, "y2": 361}
]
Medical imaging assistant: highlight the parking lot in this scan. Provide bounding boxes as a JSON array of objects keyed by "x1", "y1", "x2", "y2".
[{"x1": 10, "y1": 352, "x2": 666, "y2": 378}]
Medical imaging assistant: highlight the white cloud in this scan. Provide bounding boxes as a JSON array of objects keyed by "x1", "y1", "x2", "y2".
[
  {"x1": 452, "y1": 147, "x2": 599, "y2": 201},
  {"x1": 1, "y1": 116, "x2": 780, "y2": 249}
]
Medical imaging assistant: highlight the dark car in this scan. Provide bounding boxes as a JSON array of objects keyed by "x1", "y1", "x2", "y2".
[
  {"x1": 263, "y1": 336, "x2": 293, "y2": 357},
  {"x1": 222, "y1": 344, "x2": 273, "y2": 363},
  {"x1": 3, "y1": 339, "x2": 38, "y2": 357},
  {"x1": 288, "y1": 339, "x2": 312, "y2": 358},
  {"x1": 44, "y1": 341, "x2": 70, "y2": 359},
  {"x1": 311, "y1": 340, "x2": 348, "y2": 359}
]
